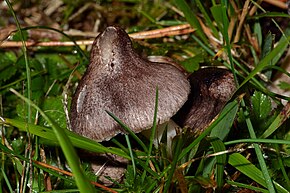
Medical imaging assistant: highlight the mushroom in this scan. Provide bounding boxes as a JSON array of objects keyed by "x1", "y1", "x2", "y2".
[
  {"x1": 172, "y1": 67, "x2": 236, "y2": 134},
  {"x1": 70, "y1": 26, "x2": 237, "y2": 185},
  {"x1": 70, "y1": 26, "x2": 190, "y2": 141}
]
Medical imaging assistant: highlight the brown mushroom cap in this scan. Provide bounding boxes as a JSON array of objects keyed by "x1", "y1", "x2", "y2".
[
  {"x1": 70, "y1": 26, "x2": 190, "y2": 141},
  {"x1": 173, "y1": 68, "x2": 236, "y2": 133}
]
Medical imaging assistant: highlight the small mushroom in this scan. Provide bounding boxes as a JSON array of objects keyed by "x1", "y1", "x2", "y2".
[
  {"x1": 173, "y1": 67, "x2": 236, "y2": 133},
  {"x1": 70, "y1": 26, "x2": 190, "y2": 141}
]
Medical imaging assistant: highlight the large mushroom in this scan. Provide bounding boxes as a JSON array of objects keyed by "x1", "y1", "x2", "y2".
[{"x1": 70, "y1": 26, "x2": 190, "y2": 141}]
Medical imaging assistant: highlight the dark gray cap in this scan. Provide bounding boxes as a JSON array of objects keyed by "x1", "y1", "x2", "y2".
[
  {"x1": 173, "y1": 68, "x2": 236, "y2": 133},
  {"x1": 70, "y1": 26, "x2": 190, "y2": 141}
]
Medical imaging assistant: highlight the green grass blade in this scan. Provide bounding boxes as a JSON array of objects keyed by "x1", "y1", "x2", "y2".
[
  {"x1": 5, "y1": 0, "x2": 32, "y2": 124},
  {"x1": 0, "y1": 143, "x2": 78, "y2": 188},
  {"x1": 239, "y1": 35, "x2": 290, "y2": 89},
  {"x1": 135, "y1": 159, "x2": 159, "y2": 178},
  {"x1": 209, "y1": 137, "x2": 226, "y2": 191},
  {"x1": 190, "y1": 33, "x2": 271, "y2": 95},
  {"x1": 148, "y1": 88, "x2": 158, "y2": 164},
  {"x1": 241, "y1": 99, "x2": 276, "y2": 192},
  {"x1": 178, "y1": 99, "x2": 239, "y2": 161},
  {"x1": 142, "y1": 88, "x2": 159, "y2": 182},
  {"x1": 9, "y1": 88, "x2": 95, "y2": 193},
  {"x1": 196, "y1": 0, "x2": 219, "y2": 37},
  {"x1": 228, "y1": 153, "x2": 288, "y2": 193},
  {"x1": 0, "y1": 70, "x2": 45, "y2": 91},
  {"x1": 22, "y1": 26, "x2": 89, "y2": 60},
  {"x1": 261, "y1": 32, "x2": 274, "y2": 79},
  {"x1": 224, "y1": 138, "x2": 290, "y2": 146},
  {"x1": 1, "y1": 168, "x2": 13, "y2": 193},
  {"x1": 174, "y1": 0, "x2": 208, "y2": 43},
  {"x1": 210, "y1": 4, "x2": 229, "y2": 37},
  {"x1": 40, "y1": 189, "x2": 80, "y2": 193},
  {"x1": 5, "y1": 2, "x2": 33, "y2": 191},
  {"x1": 163, "y1": 134, "x2": 183, "y2": 193},
  {"x1": 212, "y1": 3, "x2": 237, "y2": 84},
  {"x1": 125, "y1": 135, "x2": 136, "y2": 176},
  {"x1": 210, "y1": 99, "x2": 238, "y2": 141},
  {"x1": 273, "y1": 141, "x2": 290, "y2": 190},
  {"x1": 226, "y1": 180, "x2": 269, "y2": 193},
  {"x1": 250, "y1": 12, "x2": 290, "y2": 19},
  {"x1": 2, "y1": 118, "x2": 129, "y2": 159},
  {"x1": 106, "y1": 111, "x2": 148, "y2": 152},
  {"x1": 260, "y1": 103, "x2": 290, "y2": 138}
]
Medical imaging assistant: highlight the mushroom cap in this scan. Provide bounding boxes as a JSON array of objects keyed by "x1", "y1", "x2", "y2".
[
  {"x1": 70, "y1": 26, "x2": 190, "y2": 141},
  {"x1": 173, "y1": 67, "x2": 236, "y2": 132}
]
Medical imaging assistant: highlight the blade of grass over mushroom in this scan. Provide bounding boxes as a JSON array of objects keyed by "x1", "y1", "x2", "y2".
[
  {"x1": 106, "y1": 111, "x2": 148, "y2": 152},
  {"x1": 142, "y1": 87, "x2": 159, "y2": 183},
  {"x1": 241, "y1": 99, "x2": 275, "y2": 192},
  {"x1": 148, "y1": 88, "x2": 158, "y2": 161},
  {"x1": 9, "y1": 88, "x2": 96, "y2": 192},
  {"x1": 210, "y1": 99, "x2": 238, "y2": 141},
  {"x1": 2, "y1": 118, "x2": 129, "y2": 159},
  {"x1": 178, "y1": 99, "x2": 239, "y2": 161},
  {"x1": 174, "y1": 0, "x2": 208, "y2": 44},
  {"x1": 228, "y1": 153, "x2": 288, "y2": 193}
]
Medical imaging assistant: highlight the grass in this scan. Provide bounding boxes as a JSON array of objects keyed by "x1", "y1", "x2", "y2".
[{"x1": 0, "y1": 0, "x2": 290, "y2": 192}]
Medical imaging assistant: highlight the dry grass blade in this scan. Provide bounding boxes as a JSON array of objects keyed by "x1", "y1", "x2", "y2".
[
  {"x1": 34, "y1": 160, "x2": 118, "y2": 193},
  {"x1": 129, "y1": 24, "x2": 195, "y2": 39},
  {"x1": 0, "y1": 24, "x2": 195, "y2": 48},
  {"x1": 264, "y1": 0, "x2": 288, "y2": 9},
  {"x1": 234, "y1": 0, "x2": 250, "y2": 43}
]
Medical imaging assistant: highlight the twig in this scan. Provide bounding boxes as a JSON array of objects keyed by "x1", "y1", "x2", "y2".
[
  {"x1": 0, "y1": 40, "x2": 94, "y2": 48},
  {"x1": 234, "y1": 0, "x2": 250, "y2": 43},
  {"x1": 0, "y1": 24, "x2": 195, "y2": 48},
  {"x1": 129, "y1": 24, "x2": 194, "y2": 39},
  {"x1": 263, "y1": 0, "x2": 288, "y2": 9}
]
